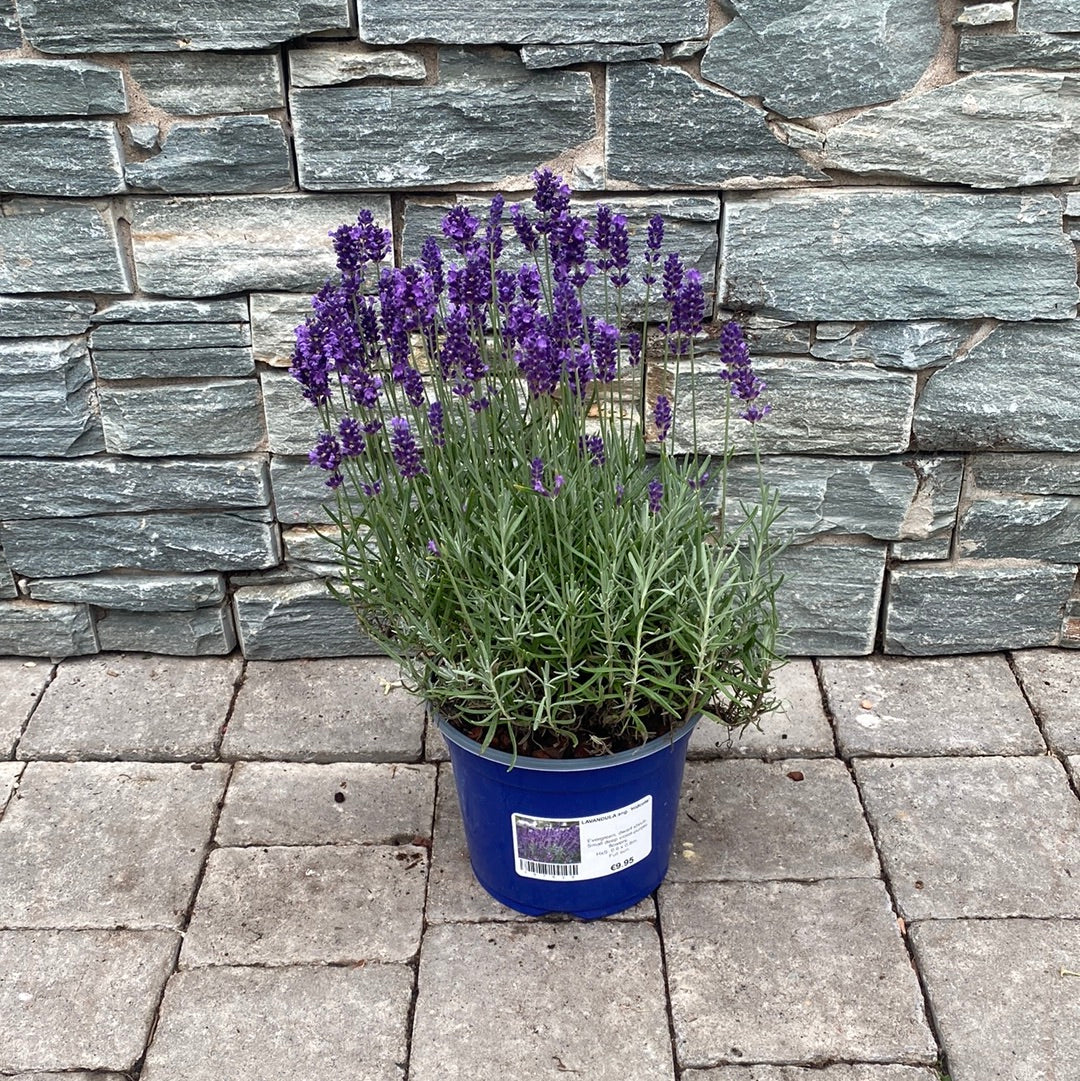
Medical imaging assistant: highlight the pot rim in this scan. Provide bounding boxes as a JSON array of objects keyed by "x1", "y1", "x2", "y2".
[{"x1": 433, "y1": 710, "x2": 701, "y2": 772}]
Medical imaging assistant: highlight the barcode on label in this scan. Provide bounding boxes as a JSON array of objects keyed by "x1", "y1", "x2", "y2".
[{"x1": 519, "y1": 859, "x2": 580, "y2": 877}]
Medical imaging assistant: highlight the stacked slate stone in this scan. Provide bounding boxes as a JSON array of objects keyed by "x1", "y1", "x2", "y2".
[{"x1": 0, "y1": 0, "x2": 1078, "y2": 659}]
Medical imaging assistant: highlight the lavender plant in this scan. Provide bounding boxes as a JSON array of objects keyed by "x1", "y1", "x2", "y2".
[{"x1": 291, "y1": 169, "x2": 781, "y2": 758}]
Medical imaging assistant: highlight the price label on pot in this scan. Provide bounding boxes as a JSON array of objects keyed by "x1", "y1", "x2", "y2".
[{"x1": 511, "y1": 796, "x2": 653, "y2": 881}]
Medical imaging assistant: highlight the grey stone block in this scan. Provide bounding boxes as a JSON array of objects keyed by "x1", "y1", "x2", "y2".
[
  {"x1": 130, "y1": 194, "x2": 388, "y2": 297},
  {"x1": 0, "y1": 510, "x2": 281, "y2": 577},
  {"x1": 261, "y1": 369, "x2": 321, "y2": 454},
  {"x1": 19, "y1": 654, "x2": 240, "y2": 760},
  {"x1": 721, "y1": 190, "x2": 1077, "y2": 322},
  {"x1": 669, "y1": 758, "x2": 879, "y2": 882},
  {"x1": 250, "y1": 293, "x2": 311, "y2": 367},
  {"x1": 181, "y1": 844, "x2": 426, "y2": 966},
  {"x1": 0, "y1": 761, "x2": 228, "y2": 928},
  {"x1": 856, "y1": 755, "x2": 1080, "y2": 918},
  {"x1": 0, "y1": 338, "x2": 103, "y2": 457},
  {"x1": 292, "y1": 50, "x2": 594, "y2": 189},
  {"x1": 140, "y1": 964, "x2": 411, "y2": 1081},
  {"x1": 959, "y1": 494, "x2": 1080, "y2": 561},
  {"x1": 269, "y1": 457, "x2": 334, "y2": 524},
  {"x1": 92, "y1": 347, "x2": 255, "y2": 379},
  {"x1": 288, "y1": 42, "x2": 425, "y2": 86},
  {"x1": 360, "y1": 0, "x2": 705, "y2": 44},
  {"x1": 216, "y1": 761, "x2": 434, "y2": 845},
  {"x1": 810, "y1": 321, "x2": 974, "y2": 370},
  {"x1": 0, "y1": 929, "x2": 178, "y2": 1074},
  {"x1": 1011, "y1": 648, "x2": 1080, "y2": 753},
  {"x1": 125, "y1": 116, "x2": 294, "y2": 195},
  {"x1": 684, "y1": 1067, "x2": 938, "y2": 1081},
  {"x1": 606, "y1": 63, "x2": 824, "y2": 188},
  {"x1": 0, "y1": 122, "x2": 124, "y2": 198},
  {"x1": 0, "y1": 297, "x2": 95, "y2": 338},
  {"x1": 91, "y1": 298, "x2": 249, "y2": 324},
  {"x1": 0, "y1": 199, "x2": 131, "y2": 294},
  {"x1": 281, "y1": 525, "x2": 338, "y2": 566},
  {"x1": 94, "y1": 604, "x2": 237, "y2": 657},
  {"x1": 821, "y1": 654, "x2": 1044, "y2": 757},
  {"x1": 0, "y1": 0, "x2": 18, "y2": 49},
  {"x1": 222, "y1": 656, "x2": 421, "y2": 761},
  {"x1": 824, "y1": 74, "x2": 1080, "y2": 188},
  {"x1": 30, "y1": 572, "x2": 225, "y2": 612},
  {"x1": 0, "y1": 600, "x2": 97, "y2": 659},
  {"x1": 884, "y1": 561, "x2": 1076, "y2": 654},
  {"x1": 959, "y1": 30, "x2": 1080, "y2": 71},
  {"x1": 956, "y1": 1, "x2": 1015, "y2": 22},
  {"x1": 660, "y1": 879, "x2": 936, "y2": 1068},
  {"x1": 522, "y1": 43, "x2": 664, "y2": 67},
  {"x1": 99, "y1": 379, "x2": 265, "y2": 456},
  {"x1": 911, "y1": 918, "x2": 1080, "y2": 1081},
  {"x1": 775, "y1": 542, "x2": 887, "y2": 656},
  {"x1": 699, "y1": 0, "x2": 940, "y2": 117},
  {"x1": 0, "y1": 59, "x2": 127, "y2": 117},
  {"x1": 126, "y1": 52, "x2": 284, "y2": 114},
  {"x1": 90, "y1": 320, "x2": 249, "y2": 349},
  {"x1": 745, "y1": 318, "x2": 811, "y2": 355},
  {"x1": 688, "y1": 658, "x2": 834, "y2": 759},
  {"x1": 20, "y1": 0, "x2": 352, "y2": 52},
  {"x1": 0, "y1": 658, "x2": 50, "y2": 757},
  {"x1": 0, "y1": 548, "x2": 14, "y2": 599},
  {"x1": 915, "y1": 322, "x2": 1080, "y2": 451},
  {"x1": 1018, "y1": 0, "x2": 1080, "y2": 30},
  {"x1": 0, "y1": 456, "x2": 269, "y2": 517},
  {"x1": 411, "y1": 922, "x2": 674, "y2": 1081},
  {"x1": 973, "y1": 452, "x2": 1080, "y2": 495}
]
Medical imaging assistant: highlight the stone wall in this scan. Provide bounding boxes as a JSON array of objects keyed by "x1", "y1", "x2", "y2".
[{"x1": 0, "y1": 0, "x2": 1078, "y2": 659}]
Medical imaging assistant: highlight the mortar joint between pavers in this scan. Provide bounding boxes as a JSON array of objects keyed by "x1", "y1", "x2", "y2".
[
  {"x1": 11, "y1": 658, "x2": 60, "y2": 760},
  {"x1": 212, "y1": 652, "x2": 249, "y2": 760},
  {"x1": 1004, "y1": 651, "x2": 1073, "y2": 796}
]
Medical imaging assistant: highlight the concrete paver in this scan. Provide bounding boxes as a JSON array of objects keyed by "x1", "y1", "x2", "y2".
[
  {"x1": 140, "y1": 963, "x2": 413, "y2": 1081},
  {"x1": 819, "y1": 654, "x2": 1043, "y2": 757},
  {"x1": 911, "y1": 918, "x2": 1080, "y2": 1081},
  {"x1": 855, "y1": 755, "x2": 1080, "y2": 919},
  {"x1": 0, "y1": 760, "x2": 22, "y2": 813},
  {"x1": 410, "y1": 921, "x2": 674, "y2": 1081},
  {"x1": 684, "y1": 1069, "x2": 938, "y2": 1080},
  {"x1": 0, "y1": 761, "x2": 228, "y2": 929},
  {"x1": 0, "y1": 659, "x2": 51, "y2": 757},
  {"x1": 222, "y1": 658, "x2": 423, "y2": 762},
  {"x1": 1011, "y1": 647, "x2": 1080, "y2": 753},
  {"x1": 5, "y1": 1073, "x2": 131, "y2": 1080},
  {"x1": 660, "y1": 879, "x2": 936, "y2": 1069},
  {"x1": 0, "y1": 928, "x2": 178, "y2": 1073},
  {"x1": 1067, "y1": 754, "x2": 1080, "y2": 788},
  {"x1": 215, "y1": 760, "x2": 434, "y2": 845},
  {"x1": 689, "y1": 659, "x2": 834, "y2": 759},
  {"x1": 181, "y1": 844, "x2": 427, "y2": 966},
  {"x1": 17, "y1": 655, "x2": 241, "y2": 761},
  {"x1": 669, "y1": 758, "x2": 879, "y2": 882}
]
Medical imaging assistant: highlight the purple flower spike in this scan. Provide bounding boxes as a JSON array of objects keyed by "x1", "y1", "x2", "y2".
[
  {"x1": 532, "y1": 168, "x2": 571, "y2": 219},
  {"x1": 510, "y1": 203, "x2": 539, "y2": 254},
  {"x1": 420, "y1": 236, "x2": 445, "y2": 298},
  {"x1": 441, "y1": 204, "x2": 481, "y2": 255},
  {"x1": 389, "y1": 416, "x2": 425, "y2": 479},
  {"x1": 338, "y1": 416, "x2": 365, "y2": 457},
  {"x1": 670, "y1": 269, "x2": 706, "y2": 343},
  {"x1": 643, "y1": 214, "x2": 664, "y2": 286},
  {"x1": 427, "y1": 400, "x2": 445, "y2": 447},
  {"x1": 427, "y1": 538, "x2": 440, "y2": 556},
  {"x1": 309, "y1": 430, "x2": 342, "y2": 473},
  {"x1": 647, "y1": 479, "x2": 664, "y2": 514},
  {"x1": 653, "y1": 395, "x2": 672, "y2": 441},
  {"x1": 719, "y1": 320, "x2": 770, "y2": 423},
  {"x1": 607, "y1": 213, "x2": 630, "y2": 289},
  {"x1": 625, "y1": 330, "x2": 642, "y2": 367},
  {"x1": 530, "y1": 457, "x2": 546, "y2": 494},
  {"x1": 330, "y1": 209, "x2": 391, "y2": 279},
  {"x1": 662, "y1": 252, "x2": 684, "y2": 305}
]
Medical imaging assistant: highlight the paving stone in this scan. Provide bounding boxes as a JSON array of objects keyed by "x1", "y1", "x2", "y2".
[
  {"x1": 4, "y1": 1073, "x2": 130, "y2": 1080},
  {"x1": 660, "y1": 879, "x2": 936, "y2": 1068},
  {"x1": 0, "y1": 199, "x2": 131, "y2": 295},
  {"x1": 1019, "y1": 0, "x2": 1080, "y2": 31},
  {"x1": 521, "y1": 42, "x2": 663, "y2": 67},
  {"x1": 959, "y1": 494, "x2": 1080, "y2": 561},
  {"x1": 411, "y1": 921, "x2": 673, "y2": 1081},
  {"x1": 884, "y1": 561, "x2": 1077, "y2": 655},
  {"x1": 181, "y1": 844, "x2": 426, "y2": 966},
  {"x1": 139, "y1": 964, "x2": 412, "y2": 1081},
  {"x1": 130, "y1": 194, "x2": 389, "y2": 298},
  {"x1": 291, "y1": 49, "x2": 594, "y2": 189},
  {"x1": 820, "y1": 654, "x2": 1045, "y2": 757},
  {"x1": 910, "y1": 918, "x2": 1080, "y2": 1081},
  {"x1": 222, "y1": 657, "x2": 422, "y2": 762},
  {"x1": 0, "y1": 121, "x2": 124, "y2": 198},
  {"x1": 0, "y1": 929, "x2": 178, "y2": 1073},
  {"x1": 0, "y1": 761, "x2": 228, "y2": 929},
  {"x1": 20, "y1": 0, "x2": 352, "y2": 53},
  {"x1": 720, "y1": 190, "x2": 1077, "y2": 322},
  {"x1": 18, "y1": 654, "x2": 240, "y2": 761},
  {"x1": 216, "y1": 761, "x2": 434, "y2": 845},
  {"x1": 0, "y1": 760, "x2": 22, "y2": 812},
  {"x1": 0, "y1": 601, "x2": 98, "y2": 660},
  {"x1": 1011, "y1": 648, "x2": 1080, "y2": 753},
  {"x1": 959, "y1": 30, "x2": 1080, "y2": 71},
  {"x1": 288, "y1": 42, "x2": 425, "y2": 86},
  {"x1": 126, "y1": 52, "x2": 284, "y2": 114},
  {"x1": 606, "y1": 63, "x2": 824, "y2": 188},
  {"x1": 1067, "y1": 755, "x2": 1080, "y2": 786},
  {"x1": 855, "y1": 755, "x2": 1080, "y2": 918},
  {"x1": 0, "y1": 297, "x2": 95, "y2": 338},
  {"x1": 0, "y1": 659, "x2": 50, "y2": 758},
  {"x1": 684, "y1": 1069, "x2": 938, "y2": 1081},
  {"x1": 0, "y1": 59, "x2": 127, "y2": 117},
  {"x1": 669, "y1": 759, "x2": 878, "y2": 882},
  {"x1": 360, "y1": 0, "x2": 705, "y2": 44},
  {"x1": 700, "y1": 0, "x2": 940, "y2": 117},
  {"x1": 688, "y1": 659, "x2": 834, "y2": 759},
  {"x1": 93, "y1": 605, "x2": 237, "y2": 657},
  {"x1": 0, "y1": 456, "x2": 270, "y2": 518}
]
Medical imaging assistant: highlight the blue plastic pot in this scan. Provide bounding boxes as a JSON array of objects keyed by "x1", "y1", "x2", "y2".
[{"x1": 436, "y1": 712, "x2": 699, "y2": 919}]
